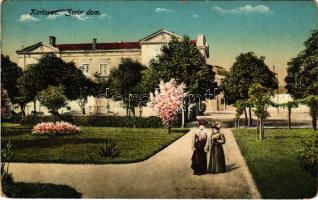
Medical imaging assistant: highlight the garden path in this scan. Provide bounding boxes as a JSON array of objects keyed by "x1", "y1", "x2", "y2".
[{"x1": 9, "y1": 128, "x2": 260, "y2": 198}]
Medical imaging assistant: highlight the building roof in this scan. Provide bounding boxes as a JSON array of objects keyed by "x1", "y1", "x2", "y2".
[{"x1": 56, "y1": 42, "x2": 141, "y2": 51}]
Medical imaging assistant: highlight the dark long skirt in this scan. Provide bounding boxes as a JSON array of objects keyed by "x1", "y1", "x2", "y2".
[
  {"x1": 207, "y1": 144, "x2": 226, "y2": 173},
  {"x1": 191, "y1": 140, "x2": 207, "y2": 174}
]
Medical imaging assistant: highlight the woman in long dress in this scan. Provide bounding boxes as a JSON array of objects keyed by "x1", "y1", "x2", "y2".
[
  {"x1": 205, "y1": 122, "x2": 226, "y2": 173},
  {"x1": 191, "y1": 124, "x2": 208, "y2": 175}
]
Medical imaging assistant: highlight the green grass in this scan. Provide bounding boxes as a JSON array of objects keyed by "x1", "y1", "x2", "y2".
[
  {"x1": 233, "y1": 128, "x2": 318, "y2": 199},
  {"x1": 1, "y1": 123, "x2": 188, "y2": 164},
  {"x1": 5, "y1": 182, "x2": 81, "y2": 198}
]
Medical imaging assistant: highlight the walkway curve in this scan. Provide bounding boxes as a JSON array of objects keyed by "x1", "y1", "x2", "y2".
[{"x1": 9, "y1": 128, "x2": 261, "y2": 198}]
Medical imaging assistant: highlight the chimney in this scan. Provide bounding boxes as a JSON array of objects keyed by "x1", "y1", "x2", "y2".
[
  {"x1": 92, "y1": 38, "x2": 97, "y2": 50},
  {"x1": 49, "y1": 36, "x2": 56, "y2": 47}
]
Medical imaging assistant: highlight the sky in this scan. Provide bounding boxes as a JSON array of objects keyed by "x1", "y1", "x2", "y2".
[{"x1": 2, "y1": 0, "x2": 318, "y2": 85}]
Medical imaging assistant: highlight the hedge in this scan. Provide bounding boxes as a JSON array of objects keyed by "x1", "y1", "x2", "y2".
[{"x1": 19, "y1": 115, "x2": 167, "y2": 128}]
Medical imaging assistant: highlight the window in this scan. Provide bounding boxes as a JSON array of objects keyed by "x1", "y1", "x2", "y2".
[
  {"x1": 100, "y1": 64, "x2": 108, "y2": 76},
  {"x1": 80, "y1": 64, "x2": 89, "y2": 73}
]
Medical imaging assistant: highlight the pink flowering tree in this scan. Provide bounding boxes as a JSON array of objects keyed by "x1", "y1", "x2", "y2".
[{"x1": 149, "y1": 79, "x2": 186, "y2": 133}]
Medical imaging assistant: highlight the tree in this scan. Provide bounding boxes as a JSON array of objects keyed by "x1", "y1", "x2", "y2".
[
  {"x1": 222, "y1": 52, "x2": 278, "y2": 126},
  {"x1": 234, "y1": 100, "x2": 248, "y2": 129},
  {"x1": 37, "y1": 85, "x2": 67, "y2": 121},
  {"x1": 17, "y1": 54, "x2": 97, "y2": 114},
  {"x1": 1, "y1": 87, "x2": 12, "y2": 119},
  {"x1": 140, "y1": 36, "x2": 217, "y2": 123},
  {"x1": 285, "y1": 30, "x2": 318, "y2": 130},
  {"x1": 1, "y1": 54, "x2": 25, "y2": 115},
  {"x1": 149, "y1": 79, "x2": 186, "y2": 133},
  {"x1": 275, "y1": 101, "x2": 299, "y2": 129},
  {"x1": 248, "y1": 83, "x2": 273, "y2": 140},
  {"x1": 108, "y1": 58, "x2": 146, "y2": 116}
]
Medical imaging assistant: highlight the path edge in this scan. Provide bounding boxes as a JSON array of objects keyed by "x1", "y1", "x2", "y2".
[{"x1": 228, "y1": 128, "x2": 262, "y2": 199}]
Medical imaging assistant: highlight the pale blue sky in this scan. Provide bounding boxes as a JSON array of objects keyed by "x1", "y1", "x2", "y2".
[{"x1": 2, "y1": 0, "x2": 318, "y2": 84}]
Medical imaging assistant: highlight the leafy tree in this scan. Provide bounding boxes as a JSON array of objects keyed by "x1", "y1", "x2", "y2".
[
  {"x1": 234, "y1": 100, "x2": 248, "y2": 129},
  {"x1": 108, "y1": 58, "x2": 146, "y2": 116},
  {"x1": 17, "y1": 54, "x2": 97, "y2": 114},
  {"x1": 37, "y1": 85, "x2": 67, "y2": 120},
  {"x1": 140, "y1": 36, "x2": 217, "y2": 122},
  {"x1": 149, "y1": 79, "x2": 186, "y2": 133},
  {"x1": 222, "y1": 52, "x2": 278, "y2": 126},
  {"x1": 285, "y1": 30, "x2": 318, "y2": 130},
  {"x1": 1, "y1": 87, "x2": 12, "y2": 119},
  {"x1": 248, "y1": 83, "x2": 273, "y2": 140},
  {"x1": 1, "y1": 54, "x2": 25, "y2": 115}
]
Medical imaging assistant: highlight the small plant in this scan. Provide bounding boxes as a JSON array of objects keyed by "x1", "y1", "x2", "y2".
[
  {"x1": 98, "y1": 140, "x2": 121, "y2": 158},
  {"x1": 1, "y1": 141, "x2": 18, "y2": 197},
  {"x1": 297, "y1": 135, "x2": 318, "y2": 176}
]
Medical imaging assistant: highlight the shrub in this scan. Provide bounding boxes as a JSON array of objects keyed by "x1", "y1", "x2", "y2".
[
  {"x1": 21, "y1": 115, "x2": 164, "y2": 128},
  {"x1": 297, "y1": 135, "x2": 318, "y2": 176},
  {"x1": 99, "y1": 140, "x2": 121, "y2": 158},
  {"x1": 188, "y1": 102, "x2": 206, "y2": 122},
  {"x1": 32, "y1": 121, "x2": 81, "y2": 135}
]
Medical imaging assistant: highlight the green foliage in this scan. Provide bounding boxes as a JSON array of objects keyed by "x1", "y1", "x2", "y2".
[
  {"x1": 234, "y1": 128, "x2": 317, "y2": 198},
  {"x1": 222, "y1": 52, "x2": 278, "y2": 104},
  {"x1": 108, "y1": 58, "x2": 147, "y2": 116},
  {"x1": 285, "y1": 30, "x2": 318, "y2": 99},
  {"x1": 20, "y1": 115, "x2": 164, "y2": 128},
  {"x1": 234, "y1": 100, "x2": 248, "y2": 119},
  {"x1": 248, "y1": 83, "x2": 273, "y2": 120},
  {"x1": 37, "y1": 85, "x2": 67, "y2": 115},
  {"x1": 188, "y1": 102, "x2": 206, "y2": 122},
  {"x1": 140, "y1": 36, "x2": 217, "y2": 97},
  {"x1": 17, "y1": 54, "x2": 97, "y2": 104},
  {"x1": 99, "y1": 139, "x2": 121, "y2": 158},
  {"x1": 7, "y1": 182, "x2": 82, "y2": 198},
  {"x1": 1, "y1": 140, "x2": 17, "y2": 197},
  {"x1": 1, "y1": 54, "x2": 23, "y2": 104},
  {"x1": 297, "y1": 135, "x2": 318, "y2": 176},
  {"x1": 2, "y1": 125, "x2": 187, "y2": 164}
]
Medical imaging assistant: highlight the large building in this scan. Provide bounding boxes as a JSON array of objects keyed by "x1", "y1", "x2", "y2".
[
  {"x1": 17, "y1": 29, "x2": 209, "y2": 76},
  {"x1": 15, "y1": 29, "x2": 211, "y2": 116}
]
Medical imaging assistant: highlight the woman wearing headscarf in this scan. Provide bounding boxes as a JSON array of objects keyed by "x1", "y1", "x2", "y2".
[{"x1": 191, "y1": 120, "x2": 208, "y2": 175}]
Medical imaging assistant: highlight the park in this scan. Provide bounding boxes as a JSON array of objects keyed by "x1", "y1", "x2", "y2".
[{"x1": 1, "y1": 1, "x2": 317, "y2": 199}]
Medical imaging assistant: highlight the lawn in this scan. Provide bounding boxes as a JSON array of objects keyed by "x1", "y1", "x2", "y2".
[
  {"x1": 5, "y1": 182, "x2": 82, "y2": 198},
  {"x1": 233, "y1": 128, "x2": 317, "y2": 199},
  {"x1": 1, "y1": 123, "x2": 188, "y2": 164}
]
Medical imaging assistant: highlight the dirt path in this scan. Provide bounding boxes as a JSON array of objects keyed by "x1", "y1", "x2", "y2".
[{"x1": 9, "y1": 128, "x2": 261, "y2": 198}]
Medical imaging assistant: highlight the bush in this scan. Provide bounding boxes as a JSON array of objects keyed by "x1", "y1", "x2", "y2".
[
  {"x1": 297, "y1": 135, "x2": 318, "y2": 176},
  {"x1": 99, "y1": 140, "x2": 121, "y2": 158},
  {"x1": 20, "y1": 115, "x2": 164, "y2": 128},
  {"x1": 188, "y1": 102, "x2": 206, "y2": 122},
  {"x1": 32, "y1": 121, "x2": 80, "y2": 135}
]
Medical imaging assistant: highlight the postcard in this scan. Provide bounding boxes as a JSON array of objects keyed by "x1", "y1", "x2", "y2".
[{"x1": 1, "y1": 0, "x2": 317, "y2": 199}]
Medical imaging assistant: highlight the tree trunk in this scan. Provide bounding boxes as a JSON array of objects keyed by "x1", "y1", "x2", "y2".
[
  {"x1": 168, "y1": 121, "x2": 171, "y2": 134},
  {"x1": 248, "y1": 106, "x2": 252, "y2": 127},
  {"x1": 126, "y1": 108, "x2": 129, "y2": 116},
  {"x1": 139, "y1": 107, "x2": 142, "y2": 117},
  {"x1": 19, "y1": 103, "x2": 26, "y2": 117},
  {"x1": 310, "y1": 103, "x2": 317, "y2": 131},
  {"x1": 256, "y1": 119, "x2": 259, "y2": 135},
  {"x1": 244, "y1": 108, "x2": 248, "y2": 126},
  {"x1": 33, "y1": 99, "x2": 37, "y2": 113},
  {"x1": 81, "y1": 106, "x2": 86, "y2": 115},
  {"x1": 258, "y1": 119, "x2": 262, "y2": 140},
  {"x1": 184, "y1": 98, "x2": 189, "y2": 123},
  {"x1": 261, "y1": 119, "x2": 265, "y2": 139},
  {"x1": 288, "y1": 107, "x2": 291, "y2": 129}
]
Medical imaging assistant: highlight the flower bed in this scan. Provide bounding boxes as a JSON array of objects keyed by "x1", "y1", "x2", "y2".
[{"x1": 32, "y1": 121, "x2": 81, "y2": 135}]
